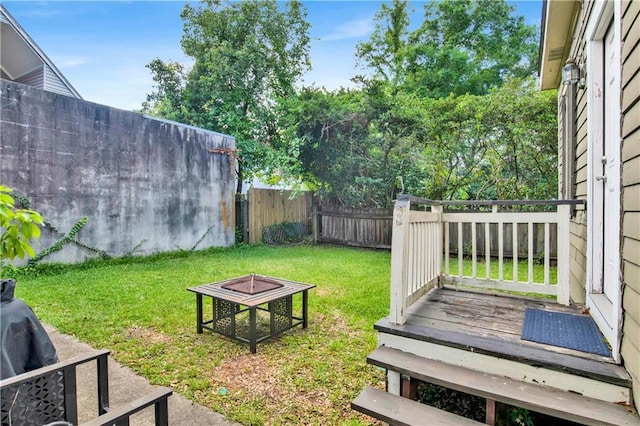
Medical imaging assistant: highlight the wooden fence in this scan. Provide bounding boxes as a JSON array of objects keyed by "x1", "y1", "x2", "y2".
[
  {"x1": 312, "y1": 204, "x2": 393, "y2": 249},
  {"x1": 242, "y1": 190, "x2": 559, "y2": 255},
  {"x1": 246, "y1": 188, "x2": 313, "y2": 243}
]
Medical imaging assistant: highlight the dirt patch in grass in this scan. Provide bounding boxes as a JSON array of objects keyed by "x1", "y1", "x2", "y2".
[
  {"x1": 199, "y1": 310, "x2": 382, "y2": 424},
  {"x1": 212, "y1": 353, "x2": 283, "y2": 397},
  {"x1": 126, "y1": 325, "x2": 172, "y2": 345}
]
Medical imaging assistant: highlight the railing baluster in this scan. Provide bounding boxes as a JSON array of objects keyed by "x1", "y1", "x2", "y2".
[
  {"x1": 445, "y1": 221, "x2": 450, "y2": 276},
  {"x1": 512, "y1": 222, "x2": 518, "y2": 282},
  {"x1": 485, "y1": 222, "x2": 491, "y2": 280},
  {"x1": 424, "y1": 223, "x2": 428, "y2": 290},
  {"x1": 408, "y1": 224, "x2": 415, "y2": 295},
  {"x1": 544, "y1": 222, "x2": 551, "y2": 285},
  {"x1": 419, "y1": 222, "x2": 425, "y2": 291},
  {"x1": 498, "y1": 221, "x2": 504, "y2": 282},
  {"x1": 472, "y1": 222, "x2": 477, "y2": 278},
  {"x1": 458, "y1": 222, "x2": 463, "y2": 277},
  {"x1": 528, "y1": 222, "x2": 534, "y2": 284}
]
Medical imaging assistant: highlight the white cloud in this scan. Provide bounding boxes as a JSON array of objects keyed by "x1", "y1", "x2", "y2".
[
  {"x1": 56, "y1": 56, "x2": 90, "y2": 68},
  {"x1": 21, "y1": 9, "x2": 60, "y2": 19},
  {"x1": 320, "y1": 17, "x2": 374, "y2": 42}
]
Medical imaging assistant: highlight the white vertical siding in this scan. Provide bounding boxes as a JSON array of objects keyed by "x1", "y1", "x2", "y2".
[
  {"x1": 43, "y1": 64, "x2": 77, "y2": 98},
  {"x1": 621, "y1": 0, "x2": 640, "y2": 412}
]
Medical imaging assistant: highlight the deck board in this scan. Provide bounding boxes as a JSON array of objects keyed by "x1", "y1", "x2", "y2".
[
  {"x1": 376, "y1": 288, "x2": 631, "y2": 386},
  {"x1": 406, "y1": 287, "x2": 605, "y2": 360}
]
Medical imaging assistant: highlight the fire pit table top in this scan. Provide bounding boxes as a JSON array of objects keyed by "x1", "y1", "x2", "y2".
[{"x1": 187, "y1": 274, "x2": 315, "y2": 307}]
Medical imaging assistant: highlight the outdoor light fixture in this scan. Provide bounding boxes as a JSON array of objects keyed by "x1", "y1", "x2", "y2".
[{"x1": 562, "y1": 59, "x2": 585, "y2": 89}]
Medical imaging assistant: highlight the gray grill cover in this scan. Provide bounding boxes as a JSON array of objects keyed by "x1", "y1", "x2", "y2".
[{"x1": 1, "y1": 279, "x2": 58, "y2": 379}]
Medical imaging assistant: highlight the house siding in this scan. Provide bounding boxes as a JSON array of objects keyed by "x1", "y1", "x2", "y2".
[
  {"x1": 15, "y1": 66, "x2": 44, "y2": 89},
  {"x1": 559, "y1": 0, "x2": 639, "y2": 407},
  {"x1": 566, "y1": 2, "x2": 589, "y2": 303},
  {"x1": 621, "y1": 0, "x2": 640, "y2": 410},
  {"x1": 43, "y1": 63, "x2": 77, "y2": 98}
]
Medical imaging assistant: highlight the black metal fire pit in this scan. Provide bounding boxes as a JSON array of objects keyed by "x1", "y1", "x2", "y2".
[{"x1": 188, "y1": 275, "x2": 315, "y2": 353}]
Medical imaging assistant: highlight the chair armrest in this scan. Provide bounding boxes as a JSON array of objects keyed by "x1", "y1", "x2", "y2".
[
  {"x1": 1, "y1": 350, "x2": 110, "y2": 425},
  {"x1": 0, "y1": 350, "x2": 110, "y2": 388},
  {"x1": 80, "y1": 387, "x2": 172, "y2": 426}
]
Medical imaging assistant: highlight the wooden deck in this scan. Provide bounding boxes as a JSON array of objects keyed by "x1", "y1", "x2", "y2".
[{"x1": 375, "y1": 287, "x2": 631, "y2": 387}]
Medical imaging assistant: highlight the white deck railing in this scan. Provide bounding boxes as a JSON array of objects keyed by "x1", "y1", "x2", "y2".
[{"x1": 389, "y1": 196, "x2": 575, "y2": 325}]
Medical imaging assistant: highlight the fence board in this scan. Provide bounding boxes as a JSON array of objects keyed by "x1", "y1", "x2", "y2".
[
  {"x1": 314, "y1": 204, "x2": 393, "y2": 249},
  {"x1": 246, "y1": 188, "x2": 313, "y2": 243}
]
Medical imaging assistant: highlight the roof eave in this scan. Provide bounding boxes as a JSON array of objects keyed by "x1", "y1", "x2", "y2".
[
  {"x1": 0, "y1": 4, "x2": 82, "y2": 99},
  {"x1": 539, "y1": 0, "x2": 582, "y2": 91}
]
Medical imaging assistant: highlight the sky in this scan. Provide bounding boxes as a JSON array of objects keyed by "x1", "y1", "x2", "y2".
[{"x1": 3, "y1": 1, "x2": 543, "y2": 111}]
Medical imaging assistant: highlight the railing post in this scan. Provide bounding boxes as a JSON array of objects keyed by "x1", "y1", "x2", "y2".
[
  {"x1": 557, "y1": 204, "x2": 571, "y2": 305},
  {"x1": 390, "y1": 199, "x2": 411, "y2": 324}
]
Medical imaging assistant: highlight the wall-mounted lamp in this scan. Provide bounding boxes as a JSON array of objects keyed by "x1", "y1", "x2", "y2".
[{"x1": 562, "y1": 59, "x2": 585, "y2": 89}]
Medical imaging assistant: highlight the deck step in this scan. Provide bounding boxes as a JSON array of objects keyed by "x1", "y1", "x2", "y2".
[
  {"x1": 352, "y1": 386, "x2": 483, "y2": 426},
  {"x1": 368, "y1": 346, "x2": 640, "y2": 426}
]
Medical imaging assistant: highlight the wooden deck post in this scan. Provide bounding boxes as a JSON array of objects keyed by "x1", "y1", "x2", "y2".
[
  {"x1": 485, "y1": 399, "x2": 496, "y2": 425},
  {"x1": 556, "y1": 204, "x2": 571, "y2": 305},
  {"x1": 401, "y1": 375, "x2": 418, "y2": 399},
  {"x1": 390, "y1": 198, "x2": 411, "y2": 325}
]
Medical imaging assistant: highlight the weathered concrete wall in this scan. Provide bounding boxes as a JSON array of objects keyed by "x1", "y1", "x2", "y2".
[{"x1": 0, "y1": 80, "x2": 236, "y2": 263}]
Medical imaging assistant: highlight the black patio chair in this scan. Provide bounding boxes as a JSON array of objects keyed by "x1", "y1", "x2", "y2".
[{"x1": 0, "y1": 350, "x2": 172, "y2": 426}]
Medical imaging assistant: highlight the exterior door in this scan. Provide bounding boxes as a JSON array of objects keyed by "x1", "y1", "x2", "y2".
[
  {"x1": 601, "y1": 24, "x2": 620, "y2": 304},
  {"x1": 587, "y1": 11, "x2": 621, "y2": 361}
]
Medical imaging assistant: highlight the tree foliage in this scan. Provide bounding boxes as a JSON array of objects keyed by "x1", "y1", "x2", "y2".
[
  {"x1": 283, "y1": 79, "x2": 558, "y2": 207},
  {"x1": 280, "y1": 0, "x2": 553, "y2": 207},
  {"x1": 0, "y1": 185, "x2": 44, "y2": 276},
  {"x1": 357, "y1": 0, "x2": 538, "y2": 97},
  {"x1": 143, "y1": 0, "x2": 311, "y2": 192},
  {"x1": 144, "y1": 0, "x2": 558, "y2": 207}
]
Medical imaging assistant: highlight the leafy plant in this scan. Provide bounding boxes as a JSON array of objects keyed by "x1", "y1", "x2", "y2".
[{"x1": 0, "y1": 185, "x2": 44, "y2": 277}]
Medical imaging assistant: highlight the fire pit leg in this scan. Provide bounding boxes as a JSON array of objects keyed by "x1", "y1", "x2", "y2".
[
  {"x1": 303, "y1": 290, "x2": 309, "y2": 329},
  {"x1": 196, "y1": 294, "x2": 203, "y2": 334},
  {"x1": 249, "y1": 307, "x2": 257, "y2": 354}
]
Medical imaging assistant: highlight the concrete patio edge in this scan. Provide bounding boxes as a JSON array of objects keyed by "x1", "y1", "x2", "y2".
[{"x1": 45, "y1": 324, "x2": 239, "y2": 426}]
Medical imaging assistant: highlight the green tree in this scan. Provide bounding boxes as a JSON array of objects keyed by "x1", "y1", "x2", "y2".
[
  {"x1": 282, "y1": 78, "x2": 558, "y2": 206},
  {"x1": 355, "y1": 0, "x2": 411, "y2": 90},
  {"x1": 279, "y1": 88, "x2": 375, "y2": 206},
  {"x1": 143, "y1": 0, "x2": 311, "y2": 192},
  {"x1": 280, "y1": 83, "x2": 429, "y2": 208},
  {"x1": 409, "y1": 79, "x2": 558, "y2": 200},
  {"x1": 356, "y1": 0, "x2": 538, "y2": 98}
]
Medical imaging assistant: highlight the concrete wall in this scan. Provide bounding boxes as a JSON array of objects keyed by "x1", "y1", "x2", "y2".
[{"x1": 0, "y1": 80, "x2": 236, "y2": 263}]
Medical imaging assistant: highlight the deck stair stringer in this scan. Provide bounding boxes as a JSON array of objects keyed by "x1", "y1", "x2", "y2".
[
  {"x1": 367, "y1": 345, "x2": 640, "y2": 426},
  {"x1": 376, "y1": 319, "x2": 632, "y2": 403}
]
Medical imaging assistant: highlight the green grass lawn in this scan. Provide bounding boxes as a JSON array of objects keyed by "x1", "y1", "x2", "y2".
[
  {"x1": 13, "y1": 244, "x2": 558, "y2": 424},
  {"x1": 14, "y1": 245, "x2": 391, "y2": 425}
]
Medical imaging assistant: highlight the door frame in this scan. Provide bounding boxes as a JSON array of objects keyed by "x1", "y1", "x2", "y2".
[{"x1": 585, "y1": 0, "x2": 622, "y2": 362}]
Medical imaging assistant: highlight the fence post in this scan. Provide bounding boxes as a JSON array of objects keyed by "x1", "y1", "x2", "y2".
[
  {"x1": 390, "y1": 198, "x2": 411, "y2": 325},
  {"x1": 556, "y1": 204, "x2": 571, "y2": 305},
  {"x1": 312, "y1": 204, "x2": 319, "y2": 243}
]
